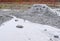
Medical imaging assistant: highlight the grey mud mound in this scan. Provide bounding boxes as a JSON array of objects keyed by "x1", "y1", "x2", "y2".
[
  {"x1": 10, "y1": 4, "x2": 60, "y2": 28},
  {"x1": 0, "y1": 15, "x2": 13, "y2": 25}
]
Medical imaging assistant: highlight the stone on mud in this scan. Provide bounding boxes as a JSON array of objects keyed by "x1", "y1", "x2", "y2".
[{"x1": 16, "y1": 25, "x2": 23, "y2": 28}]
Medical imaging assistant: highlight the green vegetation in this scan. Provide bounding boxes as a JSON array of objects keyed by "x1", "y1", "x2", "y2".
[
  {"x1": 0, "y1": 3, "x2": 32, "y2": 9},
  {"x1": 0, "y1": 3, "x2": 59, "y2": 9},
  {"x1": 16, "y1": 0, "x2": 20, "y2": 2}
]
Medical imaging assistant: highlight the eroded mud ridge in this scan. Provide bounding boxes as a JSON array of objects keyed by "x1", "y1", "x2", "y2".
[
  {"x1": 10, "y1": 4, "x2": 60, "y2": 28},
  {"x1": 0, "y1": 15, "x2": 13, "y2": 25}
]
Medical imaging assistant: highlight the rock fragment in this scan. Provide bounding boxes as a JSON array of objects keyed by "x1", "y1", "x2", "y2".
[
  {"x1": 16, "y1": 25, "x2": 23, "y2": 28},
  {"x1": 54, "y1": 35, "x2": 59, "y2": 38}
]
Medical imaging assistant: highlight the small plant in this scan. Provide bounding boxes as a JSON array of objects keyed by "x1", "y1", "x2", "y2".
[{"x1": 0, "y1": 5, "x2": 2, "y2": 9}]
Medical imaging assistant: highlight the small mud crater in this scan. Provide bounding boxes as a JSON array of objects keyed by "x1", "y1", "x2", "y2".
[
  {"x1": 44, "y1": 29, "x2": 47, "y2": 31},
  {"x1": 15, "y1": 19, "x2": 18, "y2": 22},
  {"x1": 28, "y1": 38, "x2": 31, "y2": 40}
]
